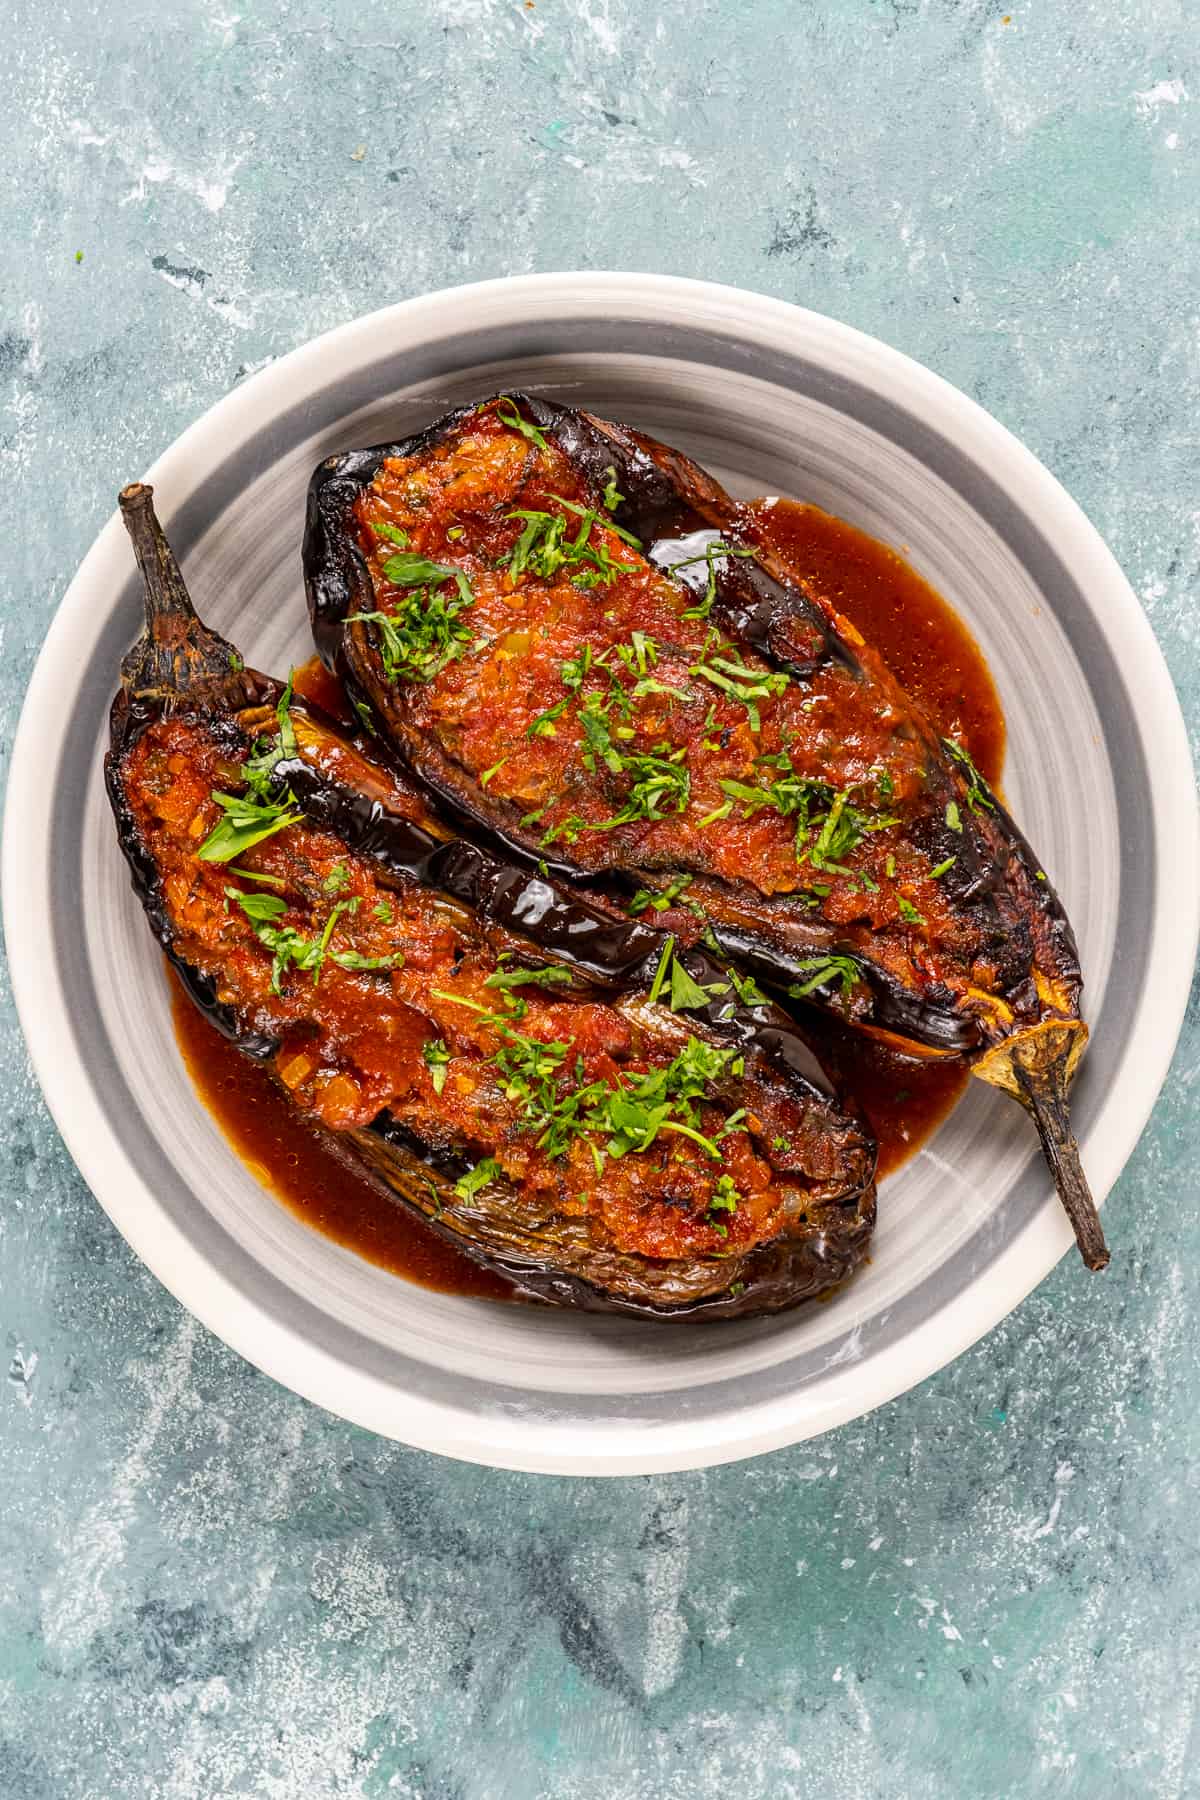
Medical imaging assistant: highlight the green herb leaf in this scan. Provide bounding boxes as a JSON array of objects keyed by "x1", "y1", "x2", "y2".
[
  {"x1": 787, "y1": 955, "x2": 860, "y2": 999},
  {"x1": 370, "y1": 520, "x2": 409, "y2": 547},
  {"x1": 197, "y1": 790, "x2": 303, "y2": 863},
  {"x1": 381, "y1": 550, "x2": 462, "y2": 588},
  {"x1": 668, "y1": 956, "x2": 714, "y2": 1013},
  {"x1": 322, "y1": 865, "x2": 351, "y2": 894},
  {"x1": 224, "y1": 886, "x2": 289, "y2": 923},
  {"x1": 727, "y1": 967, "x2": 768, "y2": 1006},
  {"x1": 527, "y1": 697, "x2": 569, "y2": 738},
  {"x1": 422, "y1": 1038, "x2": 451, "y2": 1095},
  {"x1": 601, "y1": 467, "x2": 623, "y2": 511},
  {"x1": 496, "y1": 397, "x2": 549, "y2": 451},
  {"x1": 942, "y1": 737, "x2": 995, "y2": 813},
  {"x1": 897, "y1": 896, "x2": 926, "y2": 925},
  {"x1": 484, "y1": 964, "x2": 575, "y2": 992},
  {"x1": 647, "y1": 941, "x2": 674, "y2": 1006},
  {"x1": 230, "y1": 865, "x2": 285, "y2": 888},
  {"x1": 709, "y1": 1173, "x2": 740, "y2": 1214},
  {"x1": 454, "y1": 1157, "x2": 504, "y2": 1201},
  {"x1": 627, "y1": 874, "x2": 699, "y2": 916},
  {"x1": 349, "y1": 568, "x2": 475, "y2": 684},
  {"x1": 329, "y1": 947, "x2": 401, "y2": 974},
  {"x1": 929, "y1": 856, "x2": 956, "y2": 879},
  {"x1": 666, "y1": 540, "x2": 758, "y2": 618}
]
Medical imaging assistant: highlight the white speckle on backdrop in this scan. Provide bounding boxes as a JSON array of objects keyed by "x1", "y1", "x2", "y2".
[{"x1": 39, "y1": 1317, "x2": 199, "y2": 1656}]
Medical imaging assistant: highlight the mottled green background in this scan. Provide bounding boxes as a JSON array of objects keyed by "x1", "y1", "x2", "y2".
[{"x1": 2, "y1": 3, "x2": 1198, "y2": 1795}]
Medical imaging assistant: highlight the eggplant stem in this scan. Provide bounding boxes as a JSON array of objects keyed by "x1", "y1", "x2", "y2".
[
  {"x1": 974, "y1": 1021, "x2": 1108, "y2": 1271},
  {"x1": 117, "y1": 483, "x2": 236, "y2": 692},
  {"x1": 119, "y1": 484, "x2": 199, "y2": 627}
]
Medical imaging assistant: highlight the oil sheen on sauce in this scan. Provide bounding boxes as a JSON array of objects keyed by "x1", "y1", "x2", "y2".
[{"x1": 172, "y1": 499, "x2": 1005, "y2": 1300}]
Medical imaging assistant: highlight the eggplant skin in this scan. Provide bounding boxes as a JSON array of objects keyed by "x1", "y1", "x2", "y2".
[{"x1": 108, "y1": 484, "x2": 877, "y2": 1320}]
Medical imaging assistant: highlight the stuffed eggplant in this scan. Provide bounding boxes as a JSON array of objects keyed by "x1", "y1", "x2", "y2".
[
  {"x1": 304, "y1": 393, "x2": 1105, "y2": 1269},
  {"x1": 106, "y1": 483, "x2": 876, "y2": 1318}
]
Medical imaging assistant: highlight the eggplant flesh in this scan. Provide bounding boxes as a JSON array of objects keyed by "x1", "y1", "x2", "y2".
[
  {"x1": 107, "y1": 484, "x2": 876, "y2": 1319},
  {"x1": 304, "y1": 394, "x2": 1105, "y2": 1269}
]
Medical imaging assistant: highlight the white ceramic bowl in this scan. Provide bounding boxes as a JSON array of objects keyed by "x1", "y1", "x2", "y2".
[{"x1": 5, "y1": 274, "x2": 1196, "y2": 1475}]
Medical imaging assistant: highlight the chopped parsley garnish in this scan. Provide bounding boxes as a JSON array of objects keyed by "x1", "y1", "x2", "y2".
[
  {"x1": 322, "y1": 865, "x2": 351, "y2": 895},
  {"x1": 505, "y1": 501, "x2": 638, "y2": 587},
  {"x1": 726, "y1": 967, "x2": 768, "y2": 1005},
  {"x1": 373, "y1": 897, "x2": 394, "y2": 922},
  {"x1": 454, "y1": 1157, "x2": 504, "y2": 1201},
  {"x1": 229, "y1": 865, "x2": 285, "y2": 888},
  {"x1": 223, "y1": 886, "x2": 287, "y2": 923},
  {"x1": 594, "y1": 745, "x2": 689, "y2": 829},
  {"x1": 350, "y1": 556, "x2": 475, "y2": 685},
  {"x1": 485, "y1": 963, "x2": 575, "y2": 992},
  {"x1": 352, "y1": 697, "x2": 377, "y2": 736},
  {"x1": 496, "y1": 396, "x2": 549, "y2": 451},
  {"x1": 897, "y1": 896, "x2": 926, "y2": 925},
  {"x1": 433, "y1": 987, "x2": 747, "y2": 1168},
  {"x1": 690, "y1": 636, "x2": 789, "y2": 733},
  {"x1": 709, "y1": 1174, "x2": 740, "y2": 1213},
  {"x1": 945, "y1": 800, "x2": 962, "y2": 833},
  {"x1": 422, "y1": 1038, "x2": 451, "y2": 1095},
  {"x1": 370, "y1": 520, "x2": 409, "y2": 547},
  {"x1": 379, "y1": 550, "x2": 469, "y2": 592},
  {"x1": 527, "y1": 697, "x2": 570, "y2": 738},
  {"x1": 627, "y1": 874, "x2": 702, "y2": 917},
  {"x1": 197, "y1": 677, "x2": 304, "y2": 862},
  {"x1": 561, "y1": 646, "x2": 594, "y2": 691},
  {"x1": 225, "y1": 890, "x2": 400, "y2": 994},
  {"x1": 942, "y1": 737, "x2": 994, "y2": 814},
  {"x1": 645, "y1": 939, "x2": 727, "y2": 1014},
  {"x1": 787, "y1": 955, "x2": 860, "y2": 999},
  {"x1": 663, "y1": 540, "x2": 758, "y2": 619},
  {"x1": 198, "y1": 789, "x2": 303, "y2": 863},
  {"x1": 720, "y1": 755, "x2": 897, "y2": 884},
  {"x1": 601, "y1": 467, "x2": 623, "y2": 511},
  {"x1": 227, "y1": 651, "x2": 243, "y2": 672}
]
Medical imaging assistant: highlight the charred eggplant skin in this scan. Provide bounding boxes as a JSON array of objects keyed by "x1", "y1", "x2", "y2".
[{"x1": 109, "y1": 484, "x2": 876, "y2": 1318}]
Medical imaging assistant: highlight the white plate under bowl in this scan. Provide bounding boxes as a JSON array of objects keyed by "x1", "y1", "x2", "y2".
[{"x1": 4, "y1": 275, "x2": 1196, "y2": 1476}]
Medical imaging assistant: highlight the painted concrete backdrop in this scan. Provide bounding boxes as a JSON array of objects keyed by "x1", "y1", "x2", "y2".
[{"x1": 1, "y1": 2, "x2": 1198, "y2": 1795}]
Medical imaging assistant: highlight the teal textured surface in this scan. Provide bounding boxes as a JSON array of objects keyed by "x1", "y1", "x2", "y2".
[{"x1": 2, "y1": 3, "x2": 1198, "y2": 1796}]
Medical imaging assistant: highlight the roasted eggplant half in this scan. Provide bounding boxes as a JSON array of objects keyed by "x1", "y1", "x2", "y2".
[
  {"x1": 106, "y1": 484, "x2": 876, "y2": 1318},
  {"x1": 305, "y1": 393, "x2": 1105, "y2": 1268}
]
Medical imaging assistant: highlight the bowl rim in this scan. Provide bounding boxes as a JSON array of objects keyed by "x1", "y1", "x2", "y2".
[{"x1": 5, "y1": 271, "x2": 1197, "y2": 1476}]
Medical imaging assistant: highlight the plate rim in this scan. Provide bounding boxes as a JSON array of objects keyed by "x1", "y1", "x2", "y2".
[{"x1": 5, "y1": 271, "x2": 1197, "y2": 1475}]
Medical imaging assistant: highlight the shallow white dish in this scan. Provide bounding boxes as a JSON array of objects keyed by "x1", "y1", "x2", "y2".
[{"x1": 4, "y1": 273, "x2": 1196, "y2": 1475}]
